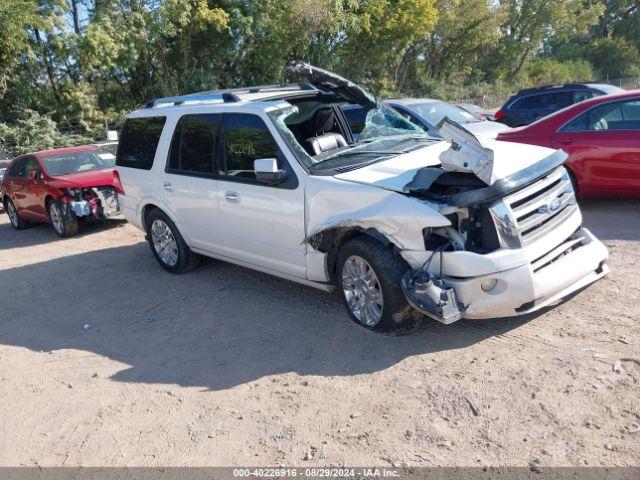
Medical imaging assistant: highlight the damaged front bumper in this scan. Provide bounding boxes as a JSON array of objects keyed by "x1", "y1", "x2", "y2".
[
  {"x1": 63, "y1": 187, "x2": 121, "y2": 219},
  {"x1": 401, "y1": 227, "x2": 608, "y2": 323}
]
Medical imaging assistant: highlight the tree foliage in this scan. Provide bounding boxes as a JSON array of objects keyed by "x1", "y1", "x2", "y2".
[{"x1": 0, "y1": 0, "x2": 638, "y2": 154}]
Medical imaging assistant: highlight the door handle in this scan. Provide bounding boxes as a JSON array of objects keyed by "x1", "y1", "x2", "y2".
[
  {"x1": 558, "y1": 137, "x2": 574, "y2": 145},
  {"x1": 162, "y1": 182, "x2": 173, "y2": 192},
  {"x1": 225, "y1": 191, "x2": 240, "y2": 203}
]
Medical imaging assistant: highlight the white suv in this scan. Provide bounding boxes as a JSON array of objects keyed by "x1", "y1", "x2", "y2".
[{"x1": 115, "y1": 63, "x2": 609, "y2": 332}]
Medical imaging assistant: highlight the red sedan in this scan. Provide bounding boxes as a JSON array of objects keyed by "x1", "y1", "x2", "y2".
[
  {"x1": 498, "y1": 90, "x2": 640, "y2": 197},
  {"x1": 1, "y1": 145, "x2": 123, "y2": 237}
]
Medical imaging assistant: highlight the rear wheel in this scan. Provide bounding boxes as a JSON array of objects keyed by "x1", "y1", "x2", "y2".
[
  {"x1": 4, "y1": 198, "x2": 30, "y2": 230},
  {"x1": 145, "y1": 209, "x2": 200, "y2": 274},
  {"x1": 48, "y1": 199, "x2": 78, "y2": 237},
  {"x1": 336, "y1": 236, "x2": 421, "y2": 332}
]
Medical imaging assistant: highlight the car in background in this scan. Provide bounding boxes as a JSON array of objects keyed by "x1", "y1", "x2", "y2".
[
  {"x1": 1, "y1": 145, "x2": 122, "y2": 236},
  {"x1": 497, "y1": 90, "x2": 640, "y2": 197},
  {"x1": 91, "y1": 140, "x2": 118, "y2": 154},
  {"x1": 342, "y1": 99, "x2": 511, "y2": 139},
  {"x1": 456, "y1": 103, "x2": 495, "y2": 121},
  {"x1": 495, "y1": 83, "x2": 624, "y2": 127}
]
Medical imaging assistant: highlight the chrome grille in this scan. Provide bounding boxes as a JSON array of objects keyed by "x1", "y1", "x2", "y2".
[{"x1": 490, "y1": 167, "x2": 578, "y2": 248}]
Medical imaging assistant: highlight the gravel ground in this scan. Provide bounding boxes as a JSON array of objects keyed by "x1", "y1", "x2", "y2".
[{"x1": 0, "y1": 198, "x2": 638, "y2": 467}]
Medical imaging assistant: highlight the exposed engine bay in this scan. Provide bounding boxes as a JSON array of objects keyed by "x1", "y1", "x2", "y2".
[{"x1": 61, "y1": 186, "x2": 120, "y2": 220}]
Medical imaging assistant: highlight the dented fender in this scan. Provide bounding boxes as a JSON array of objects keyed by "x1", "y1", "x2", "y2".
[{"x1": 304, "y1": 175, "x2": 451, "y2": 252}]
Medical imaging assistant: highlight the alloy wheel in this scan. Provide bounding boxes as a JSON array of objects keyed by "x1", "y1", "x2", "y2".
[
  {"x1": 49, "y1": 203, "x2": 64, "y2": 235},
  {"x1": 6, "y1": 200, "x2": 19, "y2": 227},
  {"x1": 341, "y1": 255, "x2": 384, "y2": 327},
  {"x1": 151, "y1": 219, "x2": 179, "y2": 267}
]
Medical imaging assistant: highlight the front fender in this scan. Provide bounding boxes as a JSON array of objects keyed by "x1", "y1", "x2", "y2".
[{"x1": 305, "y1": 175, "x2": 450, "y2": 251}]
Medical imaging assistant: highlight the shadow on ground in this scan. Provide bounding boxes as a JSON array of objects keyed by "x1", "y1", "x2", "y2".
[
  {"x1": 0, "y1": 240, "x2": 537, "y2": 391},
  {"x1": 3, "y1": 196, "x2": 634, "y2": 391},
  {"x1": 579, "y1": 197, "x2": 640, "y2": 241},
  {"x1": 0, "y1": 217, "x2": 128, "y2": 250}
]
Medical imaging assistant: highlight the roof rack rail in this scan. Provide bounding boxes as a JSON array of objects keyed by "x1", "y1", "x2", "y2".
[
  {"x1": 145, "y1": 83, "x2": 317, "y2": 108},
  {"x1": 145, "y1": 92, "x2": 238, "y2": 108}
]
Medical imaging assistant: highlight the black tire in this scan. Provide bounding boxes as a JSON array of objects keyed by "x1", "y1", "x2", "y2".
[
  {"x1": 48, "y1": 199, "x2": 78, "y2": 237},
  {"x1": 4, "y1": 197, "x2": 31, "y2": 230},
  {"x1": 336, "y1": 236, "x2": 421, "y2": 333},
  {"x1": 145, "y1": 208, "x2": 200, "y2": 274}
]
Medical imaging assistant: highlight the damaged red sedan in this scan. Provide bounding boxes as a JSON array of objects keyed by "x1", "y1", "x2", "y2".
[{"x1": 1, "y1": 146, "x2": 122, "y2": 236}]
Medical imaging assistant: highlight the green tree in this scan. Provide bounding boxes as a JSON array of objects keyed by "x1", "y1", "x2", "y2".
[
  {"x1": 0, "y1": 0, "x2": 37, "y2": 97},
  {"x1": 483, "y1": 0, "x2": 604, "y2": 81}
]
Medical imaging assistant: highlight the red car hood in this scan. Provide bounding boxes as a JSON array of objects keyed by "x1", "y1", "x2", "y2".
[{"x1": 47, "y1": 168, "x2": 117, "y2": 188}]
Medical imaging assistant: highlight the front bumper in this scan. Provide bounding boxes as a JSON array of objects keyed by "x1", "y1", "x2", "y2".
[
  {"x1": 66, "y1": 188, "x2": 121, "y2": 219},
  {"x1": 403, "y1": 227, "x2": 608, "y2": 322}
]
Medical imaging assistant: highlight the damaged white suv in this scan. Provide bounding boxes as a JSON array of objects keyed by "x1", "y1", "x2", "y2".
[{"x1": 116, "y1": 63, "x2": 609, "y2": 332}]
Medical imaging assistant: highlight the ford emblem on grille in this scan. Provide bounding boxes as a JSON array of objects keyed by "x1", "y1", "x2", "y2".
[{"x1": 538, "y1": 197, "x2": 562, "y2": 214}]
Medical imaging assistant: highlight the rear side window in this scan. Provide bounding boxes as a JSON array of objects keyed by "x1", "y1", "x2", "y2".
[
  {"x1": 218, "y1": 113, "x2": 279, "y2": 180},
  {"x1": 167, "y1": 114, "x2": 220, "y2": 175},
  {"x1": 513, "y1": 92, "x2": 573, "y2": 110},
  {"x1": 512, "y1": 95, "x2": 544, "y2": 110},
  {"x1": 573, "y1": 91, "x2": 596, "y2": 103},
  {"x1": 560, "y1": 99, "x2": 640, "y2": 132},
  {"x1": 6, "y1": 157, "x2": 28, "y2": 178},
  {"x1": 116, "y1": 116, "x2": 166, "y2": 170},
  {"x1": 561, "y1": 112, "x2": 588, "y2": 132}
]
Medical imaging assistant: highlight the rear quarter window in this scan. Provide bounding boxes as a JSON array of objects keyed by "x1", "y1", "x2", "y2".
[{"x1": 116, "y1": 116, "x2": 166, "y2": 170}]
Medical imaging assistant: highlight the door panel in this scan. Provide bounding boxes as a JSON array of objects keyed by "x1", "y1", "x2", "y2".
[
  {"x1": 158, "y1": 113, "x2": 221, "y2": 251},
  {"x1": 216, "y1": 180, "x2": 306, "y2": 277},
  {"x1": 554, "y1": 131, "x2": 640, "y2": 192},
  {"x1": 554, "y1": 98, "x2": 640, "y2": 193},
  {"x1": 213, "y1": 112, "x2": 306, "y2": 277},
  {"x1": 5, "y1": 158, "x2": 30, "y2": 217},
  {"x1": 159, "y1": 173, "x2": 220, "y2": 250},
  {"x1": 22, "y1": 158, "x2": 48, "y2": 220}
]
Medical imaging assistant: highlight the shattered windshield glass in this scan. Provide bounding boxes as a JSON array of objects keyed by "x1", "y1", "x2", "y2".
[
  {"x1": 358, "y1": 102, "x2": 423, "y2": 140},
  {"x1": 269, "y1": 101, "x2": 433, "y2": 171}
]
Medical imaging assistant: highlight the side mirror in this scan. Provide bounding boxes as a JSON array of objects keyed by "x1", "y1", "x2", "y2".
[
  {"x1": 254, "y1": 158, "x2": 288, "y2": 185},
  {"x1": 28, "y1": 170, "x2": 39, "y2": 182}
]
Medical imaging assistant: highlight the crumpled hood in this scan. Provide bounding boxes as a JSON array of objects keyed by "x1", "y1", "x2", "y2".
[
  {"x1": 334, "y1": 138, "x2": 559, "y2": 192},
  {"x1": 46, "y1": 168, "x2": 117, "y2": 189}
]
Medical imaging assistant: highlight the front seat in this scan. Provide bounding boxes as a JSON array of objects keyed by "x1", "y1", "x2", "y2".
[{"x1": 304, "y1": 108, "x2": 347, "y2": 156}]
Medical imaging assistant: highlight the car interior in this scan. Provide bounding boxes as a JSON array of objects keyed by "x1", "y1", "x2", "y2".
[{"x1": 281, "y1": 99, "x2": 352, "y2": 157}]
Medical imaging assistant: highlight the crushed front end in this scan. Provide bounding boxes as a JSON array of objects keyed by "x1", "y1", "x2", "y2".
[
  {"x1": 60, "y1": 186, "x2": 120, "y2": 221},
  {"x1": 400, "y1": 158, "x2": 609, "y2": 323}
]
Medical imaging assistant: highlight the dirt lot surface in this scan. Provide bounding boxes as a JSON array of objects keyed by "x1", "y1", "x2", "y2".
[{"x1": 0, "y1": 199, "x2": 639, "y2": 467}]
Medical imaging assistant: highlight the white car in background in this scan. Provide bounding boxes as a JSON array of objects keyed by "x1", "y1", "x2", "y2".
[
  {"x1": 115, "y1": 63, "x2": 608, "y2": 332},
  {"x1": 387, "y1": 99, "x2": 512, "y2": 138}
]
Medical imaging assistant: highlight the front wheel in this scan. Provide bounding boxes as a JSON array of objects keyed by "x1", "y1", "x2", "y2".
[
  {"x1": 145, "y1": 209, "x2": 200, "y2": 274},
  {"x1": 5, "y1": 197, "x2": 31, "y2": 230},
  {"x1": 336, "y1": 236, "x2": 421, "y2": 332},
  {"x1": 48, "y1": 199, "x2": 78, "y2": 237}
]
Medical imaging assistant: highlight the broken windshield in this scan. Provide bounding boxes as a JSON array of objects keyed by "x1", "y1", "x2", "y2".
[{"x1": 270, "y1": 101, "x2": 433, "y2": 170}]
